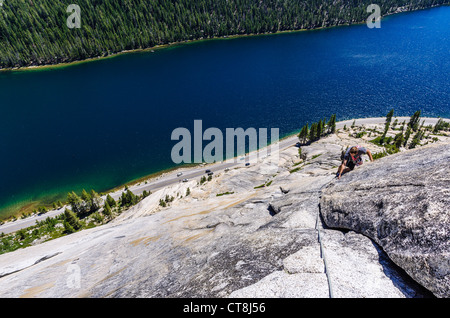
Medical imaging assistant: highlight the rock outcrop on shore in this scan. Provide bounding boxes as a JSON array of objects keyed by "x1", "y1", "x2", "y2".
[
  {"x1": 320, "y1": 142, "x2": 450, "y2": 298},
  {"x1": 0, "y1": 121, "x2": 447, "y2": 298}
]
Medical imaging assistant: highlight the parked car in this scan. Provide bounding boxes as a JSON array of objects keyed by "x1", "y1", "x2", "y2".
[
  {"x1": 245, "y1": 163, "x2": 250, "y2": 166},
  {"x1": 205, "y1": 169, "x2": 211, "y2": 174}
]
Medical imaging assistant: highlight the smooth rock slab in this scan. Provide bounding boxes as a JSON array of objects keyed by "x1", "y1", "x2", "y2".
[
  {"x1": 228, "y1": 271, "x2": 330, "y2": 298},
  {"x1": 320, "y1": 142, "x2": 450, "y2": 298}
]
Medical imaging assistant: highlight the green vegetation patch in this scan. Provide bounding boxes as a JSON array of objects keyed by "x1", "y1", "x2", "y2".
[
  {"x1": 216, "y1": 192, "x2": 235, "y2": 197},
  {"x1": 1, "y1": 188, "x2": 151, "y2": 255},
  {"x1": 2, "y1": 1, "x2": 445, "y2": 69}
]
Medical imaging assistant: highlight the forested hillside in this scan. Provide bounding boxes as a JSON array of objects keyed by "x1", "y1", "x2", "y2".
[{"x1": 0, "y1": 0, "x2": 448, "y2": 69}]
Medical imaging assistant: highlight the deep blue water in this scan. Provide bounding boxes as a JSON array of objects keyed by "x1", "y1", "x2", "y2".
[{"x1": 0, "y1": 6, "x2": 449, "y2": 216}]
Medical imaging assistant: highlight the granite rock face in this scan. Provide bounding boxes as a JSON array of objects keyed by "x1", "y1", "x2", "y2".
[
  {"x1": 320, "y1": 142, "x2": 450, "y2": 298},
  {"x1": 0, "y1": 133, "x2": 440, "y2": 298}
]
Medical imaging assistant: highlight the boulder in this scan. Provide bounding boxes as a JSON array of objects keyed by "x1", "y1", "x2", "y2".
[{"x1": 320, "y1": 142, "x2": 450, "y2": 298}]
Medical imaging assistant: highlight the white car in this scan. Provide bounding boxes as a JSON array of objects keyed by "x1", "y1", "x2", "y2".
[
  {"x1": 177, "y1": 172, "x2": 183, "y2": 177},
  {"x1": 182, "y1": 179, "x2": 189, "y2": 182}
]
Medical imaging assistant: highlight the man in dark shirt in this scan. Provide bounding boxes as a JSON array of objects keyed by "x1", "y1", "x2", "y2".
[{"x1": 336, "y1": 146, "x2": 374, "y2": 179}]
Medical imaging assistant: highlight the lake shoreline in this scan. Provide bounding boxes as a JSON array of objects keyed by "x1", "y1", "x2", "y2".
[
  {"x1": 1, "y1": 115, "x2": 448, "y2": 224},
  {"x1": 1, "y1": 5, "x2": 446, "y2": 73},
  {"x1": 0, "y1": 123, "x2": 305, "y2": 220}
]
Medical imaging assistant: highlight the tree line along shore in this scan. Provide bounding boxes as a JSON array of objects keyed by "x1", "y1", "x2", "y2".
[
  {"x1": 1, "y1": 0, "x2": 449, "y2": 69},
  {"x1": 298, "y1": 111, "x2": 449, "y2": 158},
  {"x1": 1, "y1": 110, "x2": 449, "y2": 255}
]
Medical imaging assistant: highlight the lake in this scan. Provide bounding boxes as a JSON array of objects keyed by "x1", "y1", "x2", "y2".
[{"x1": 0, "y1": 6, "x2": 449, "y2": 218}]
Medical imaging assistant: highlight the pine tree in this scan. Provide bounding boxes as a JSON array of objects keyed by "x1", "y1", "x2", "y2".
[
  {"x1": 298, "y1": 124, "x2": 309, "y2": 144},
  {"x1": 381, "y1": 108, "x2": 394, "y2": 143},
  {"x1": 409, "y1": 130, "x2": 424, "y2": 149},
  {"x1": 317, "y1": 120, "x2": 323, "y2": 140},
  {"x1": 403, "y1": 126, "x2": 412, "y2": 147},
  {"x1": 120, "y1": 190, "x2": 138, "y2": 207},
  {"x1": 67, "y1": 191, "x2": 83, "y2": 215},
  {"x1": 77, "y1": 189, "x2": 101, "y2": 214},
  {"x1": 63, "y1": 208, "x2": 82, "y2": 233},
  {"x1": 103, "y1": 201, "x2": 112, "y2": 217},
  {"x1": 386, "y1": 109, "x2": 394, "y2": 123},
  {"x1": 142, "y1": 190, "x2": 150, "y2": 198},
  {"x1": 433, "y1": 118, "x2": 448, "y2": 133},
  {"x1": 309, "y1": 123, "x2": 317, "y2": 142},
  {"x1": 106, "y1": 194, "x2": 116, "y2": 207},
  {"x1": 63, "y1": 221, "x2": 75, "y2": 234},
  {"x1": 81, "y1": 189, "x2": 91, "y2": 203},
  {"x1": 89, "y1": 189, "x2": 101, "y2": 212},
  {"x1": 327, "y1": 114, "x2": 336, "y2": 134},
  {"x1": 393, "y1": 132, "x2": 404, "y2": 149},
  {"x1": 384, "y1": 109, "x2": 394, "y2": 133},
  {"x1": 408, "y1": 110, "x2": 421, "y2": 132}
]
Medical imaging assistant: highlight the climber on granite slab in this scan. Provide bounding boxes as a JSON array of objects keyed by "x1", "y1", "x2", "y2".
[{"x1": 336, "y1": 146, "x2": 374, "y2": 179}]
